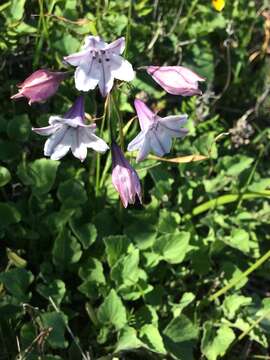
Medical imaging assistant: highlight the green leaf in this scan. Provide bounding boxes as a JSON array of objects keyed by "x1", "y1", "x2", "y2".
[
  {"x1": 57, "y1": 179, "x2": 87, "y2": 208},
  {"x1": 0, "y1": 268, "x2": 33, "y2": 302},
  {"x1": 115, "y1": 326, "x2": 143, "y2": 352},
  {"x1": 0, "y1": 166, "x2": 11, "y2": 187},
  {"x1": 222, "y1": 294, "x2": 252, "y2": 319},
  {"x1": 201, "y1": 323, "x2": 235, "y2": 360},
  {"x1": 54, "y1": 33, "x2": 81, "y2": 55},
  {"x1": 79, "y1": 257, "x2": 105, "y2": 283},
  {"x1": 40, "y1": 311, "x2": 68, "y2": 349},
  {"x1": 163, "y1": 315, "x2": 199, "y2": 360},
  {"x1": 124, "y1": 212, "x2": 158, "y2": 249},
  {"x1": 248, "y1": 178, "x2": 270, "y2": 192},
  {"x1": 97, "y1": 289, "x2": 127, "y2": 330},
  {"x1": 158, "y1": 210, "x2": 181, "y2": 234},
  {"x1": 224, "y1": 229, "x2": 250, "y2": 254},
  {"x1": 17, "y1": 158, "x2": 59, "y2": 195},
  {"x1": 78, "y1": 258, "x2": 106, "y2": 298},
  {"x1": 153, "y1": 231, "x2": 190, "y2": 264},
  {"x1": 171, "y1": 292, "x2": 196, "y2": 317},
  {"x1": 104, "y1": 235, "x2": 131, "y2": 267},
  {"x1": 7, "y1": 0, "x2": 26, "y2": 20},
  {"x1": 0, "y1": 202, "x2": 21, "y2": 229},
  {"x1": 111, "y1": 246, "x2": 140, "y2": 287},
  {"x1": 219, "y1": 155, "x2": 254, "y2": 176},
  {"x1": 140, "y1": 324, "x2": 166, "y2": 354},
  {"x1": 70, "y1": 220, "x2": 97, "y2": 249},
  {"x1": 52, "y1": 228, "x2": 82, "y2": 270},
  {"x1": 7, "y1": 114, "x2": 31, "y2": 142},
  {"x1": 135, "y1": 305, "x2": 158, "y2": 328},
  {"x1": 37, "y1": 279, "x2": 66, "y2": 306}
]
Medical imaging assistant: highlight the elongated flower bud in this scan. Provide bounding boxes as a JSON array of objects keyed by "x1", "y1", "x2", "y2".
[
  {"x1": 11, "y1": 69, "x2": 68, "y2": 105},
  {"x1": 147, "y1": 66, "x2": 204, "y2": 96},
  {"x1": 111, "y1": 142, "x2": 142, "y2": 208}
]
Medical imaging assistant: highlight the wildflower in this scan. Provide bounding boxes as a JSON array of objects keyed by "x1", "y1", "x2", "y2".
[
  {"x1": 32, "y1": 96, "x2": 109, "y2": 161},
  {"x1": 127, "y1": 99, "x2": 188, "y2": 162},
  {"x1": 111, "y1": 142, "x2": 142, "y2": 208},
  {"x1": 212, "y1": 0, "x2": 225, "y2": 12},
  {"x1": 64, "y1": 36, "x2": 134, "y2": 96},
  {"x1": 147, "y1": 66, "x2": 204, "y2": 96},
  {"x1": 11, "y1": 69, "x2": 67, "y2": 105}
]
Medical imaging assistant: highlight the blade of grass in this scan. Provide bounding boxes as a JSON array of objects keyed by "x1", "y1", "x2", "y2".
[{"x1": 209, "y1": 248, "x2": 270, "y2": 302}]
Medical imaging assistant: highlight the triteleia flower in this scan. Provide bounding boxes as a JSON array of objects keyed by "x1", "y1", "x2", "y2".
[
  {"x1": 11, "y1": 69, "x2": 67, "y2": 105},
  {"x1": 111, "y1": 142, "x2": 142, "y2": 208},
  {"x1": 63, "y1": 36, "x2": 135, "y2": 96},
  {"x1": 147, "y1": 66, "x2": 204, "y2": 96},
  {"x1": 127, "y1": 99, "x2": 188, "y2": 162},
  {"x1": 32, "y1": 96, "x2": 109, "y2": 161}
]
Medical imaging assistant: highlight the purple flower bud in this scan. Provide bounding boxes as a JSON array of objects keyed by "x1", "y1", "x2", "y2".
[
  {"x1": 11, "y1": 69, "x2": 68, "y2": 105},
  {"x1": 111, "y1": 142, "x2": 142, "y2": 208},
  {"x1": 147, "y1": 66, "x2": 205, "y2": 96}
]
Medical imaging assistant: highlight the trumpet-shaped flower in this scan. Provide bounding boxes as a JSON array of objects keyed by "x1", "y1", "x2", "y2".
[
  {"x1": 11, "y1": 69, "x2": 67, "y2": 105},
  {"x1": 32, "y1": 96, "x2": 109, "y2": 161},
  {"x1": 64, "y1": 36, "x2": 134, "y2": 96},
  {"x1": 127, "y1": 99, "x2": 188, "y2": 162},
  {"x1": 111, "y1": 142, "x2": 142, "y2": 208},
  {"x1": 147, "y1": 66, "x2": 204, "y2": 96}
]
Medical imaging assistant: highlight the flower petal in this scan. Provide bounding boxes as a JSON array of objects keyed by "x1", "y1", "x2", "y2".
[
  {"x1": 70, "y1": 128, "x2": 88, "y2": 162},
  {"x1": 149, "y1": 130, "x2": 169, "y2": 156},
  {"x1": 44, "y1": 126, "x2": 71, "y2": 160},
  {"x1": 137, "y1": 136, "x2": 151, "y2": 162},
  {"x1": 83, "y1": 36, "x2": 107, "y2": 50},
  {"x1": 105, "y1": 37, "x2": 125, "y2": 54},
  {"x1": 112, "y1": 165, "x2": 130, "y2": 208},
  {"x1": 110, "y1": 54, "x2": 135, "y2": 82},
  {"x1": 158, "y1": 114, "x2": 189, "y2": 137},
  {"x1": 127, "y1": 131, "x2": 146, "y2": 152},
  {"x1": 83, "y1": 128, "x2": 109, "y2": 153},
  {"x1": 64, "y1": 49, "x2": 91, "y2": 66},
  {"x1": 134, "y1": 99, "x2": 155, "y2": 131},
  {"x1": 157, "y1": 129, "x2": 172, "y2": 154},
  {"x1": 32, "y1": 125, "x2": 58, "y2": 136},
  {"x1": 75, "y1": 59, "x2": 100, "y2": 92},
  {"x1": 97, "y1": 59, "x2": 114, "y2": 97}
]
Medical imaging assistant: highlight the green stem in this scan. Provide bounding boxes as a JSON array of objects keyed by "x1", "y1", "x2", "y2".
[
  {"x1": 112, "y1": 91, "x2": 124, "y2": 150},
  {"x1": 95, "y1": 96, "x2": 109, "y2": 196},
  {"x1": 124, "y1": 0, "x2": 133, "y2": 58},
  {"x1": 184, "y1": 191, "x2": 270, "y2": 220},
  {"x1": 237, "y1": 146, "x2": 265, "y2": 209},
  {"x1": 34, "y1": 0, "x2": 49, "y2": 68},
  {"x1": 209, "y1": 249, "x2": 270, "y2": 302},
  {"x1": 238, "y1": 310, "x2": 270, "y2": 341},
  {"x1": 96, "y1": 0, "x2": 101, "y2": 32}
]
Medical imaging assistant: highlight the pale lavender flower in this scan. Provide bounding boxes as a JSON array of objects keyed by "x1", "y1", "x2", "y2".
[
  {"x1": 32, "y1": 96, "x2": 109, "y2": 161},
  {"x1": 64, "y1": 36, "x2": 134, "y2": 96},
  {"x1": 147, "y1": 66, "x2": 204, "y2": 96},
  {"x1": 127, "y1": 99, "x2": 188, "y2": 162},
  {"x1": 111, "y1": 142, "x2": 142, "y2": 208},
  {"x1": 11, "y1": 69, "x2": 67, "y2": 105}
]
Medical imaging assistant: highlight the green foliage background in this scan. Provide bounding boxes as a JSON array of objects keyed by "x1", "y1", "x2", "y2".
[{"x1": 1, "y1": 0, "x2": 270, "y2": 359}]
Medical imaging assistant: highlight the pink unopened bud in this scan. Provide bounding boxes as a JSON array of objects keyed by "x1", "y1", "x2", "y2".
[
  {"x1": 147, "y1": 66, "x2": 205, "y2": 96},
  {"x1": 111, "y1": 142, "x2": 142, "y2": 208},
  {"x1": 11, "y1": 69, "x2": 68, "y2": 105}
]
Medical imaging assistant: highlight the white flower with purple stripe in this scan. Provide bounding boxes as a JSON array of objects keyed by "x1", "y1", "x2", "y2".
[
  {"x1": 32, "y1": 96, "x2": 109, "y2": 161},
  {"x1": 63, "y1": 36, "x2": 135, "y2": 97},
  {"x1": 127, "y1": 99, "x2": 188, "y2": 162}
]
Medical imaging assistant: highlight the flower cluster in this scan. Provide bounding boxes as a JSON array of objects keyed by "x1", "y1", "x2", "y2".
[{"x1": 11, "y1": 35, "x2": 204, "y2": 208}]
